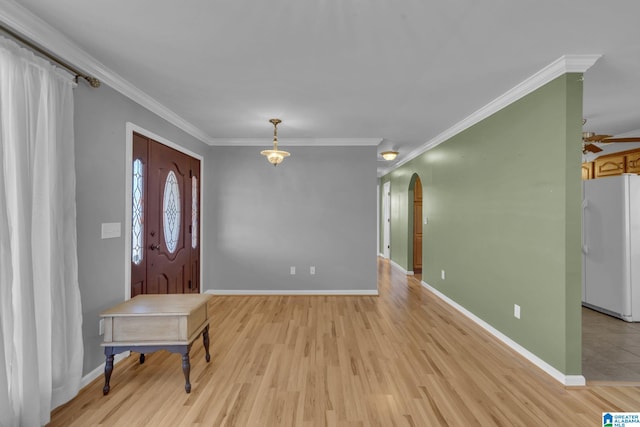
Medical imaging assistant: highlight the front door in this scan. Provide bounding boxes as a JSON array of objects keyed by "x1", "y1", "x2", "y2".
[{"x1": 131, "y1": 132, "x2": 200, "y2": 296}]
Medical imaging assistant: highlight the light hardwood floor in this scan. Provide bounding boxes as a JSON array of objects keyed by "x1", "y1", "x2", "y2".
[{"x1": 49, "y1": 259, "x2": 640, "y2": 426}]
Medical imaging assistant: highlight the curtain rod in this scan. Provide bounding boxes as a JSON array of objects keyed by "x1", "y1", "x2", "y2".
[{"x1": 0, "y1": 23, "x2": 101, "y2": 88}]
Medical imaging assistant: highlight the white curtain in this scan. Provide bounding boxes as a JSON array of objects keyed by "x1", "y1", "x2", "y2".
[{"x1": 0, "y1": 36, "x2": 84, "y2": 426}]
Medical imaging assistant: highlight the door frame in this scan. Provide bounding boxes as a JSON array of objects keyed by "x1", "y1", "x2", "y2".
[
  {"x1": 124, "y1": 122, "x2": 204, "y2": 300},
  {"x1": 382, "y1": 181, "x2": 391, "y2": 259}
]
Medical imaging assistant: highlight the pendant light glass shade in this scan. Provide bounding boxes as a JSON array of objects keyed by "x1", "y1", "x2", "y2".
[
  {"x1": 260, "y1": 148, "x2": 290, "y2": 165},
  {"x1": 381, "y1": 151, "x2": 398, "y2": 161}
]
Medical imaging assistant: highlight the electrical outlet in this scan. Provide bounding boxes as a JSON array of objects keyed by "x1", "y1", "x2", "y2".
[
  {"x1": 290, "y1": 266, "x2": 296, "y2": 275},
  {"x1": 514, "y1": 304, "x2": 521, "y2": 319},
  {"x1": 441, "y1": 270, "x2": 445, "y2": 280},
  {"x1": 310, "y1": 266, "x2": 315, "y2": 275},
  {"x1": 99, "y1": 318, "x2": 105, "y2": 335}
]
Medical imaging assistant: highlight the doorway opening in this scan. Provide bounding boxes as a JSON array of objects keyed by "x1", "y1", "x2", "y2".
[{"x1": 382, "y1": 181, "x2": 391, "y2": 259}]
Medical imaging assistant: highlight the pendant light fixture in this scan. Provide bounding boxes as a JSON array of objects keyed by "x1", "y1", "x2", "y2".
[{"x1": 261, "y1": 118, "x2": 290, "y2": 166}]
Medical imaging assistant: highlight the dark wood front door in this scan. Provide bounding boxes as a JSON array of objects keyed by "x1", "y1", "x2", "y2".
[
  {"x1": 413, "y1": 176, "x2": 422, "y2": 274},
  {"x1": 131, "y1": 132, "x2": 200, "y2": 296}
]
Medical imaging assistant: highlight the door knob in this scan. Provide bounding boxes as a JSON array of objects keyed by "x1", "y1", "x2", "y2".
[{"x1": 149, "y1": 244, "x2": 160, "y2": 250}]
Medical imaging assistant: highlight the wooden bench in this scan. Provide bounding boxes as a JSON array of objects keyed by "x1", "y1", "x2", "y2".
[{"x1": 100, "y1": 294, "x2": 213, "y2": 394}]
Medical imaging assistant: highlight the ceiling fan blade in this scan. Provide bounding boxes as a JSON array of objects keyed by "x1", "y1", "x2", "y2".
[
  {"x1": 601, "y1": 137, "x2": 640, "y2": 143},
  {"x1": 584, "y1": 143, "x2": 603, "y2": 153},
  {"x1": 584, "y1": 134, "x2": 613, "y2": 142}
]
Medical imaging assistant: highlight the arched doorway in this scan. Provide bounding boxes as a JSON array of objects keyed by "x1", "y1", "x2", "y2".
[{"x1": 410, "y1": 175, "x2": 423, "y2": 274}]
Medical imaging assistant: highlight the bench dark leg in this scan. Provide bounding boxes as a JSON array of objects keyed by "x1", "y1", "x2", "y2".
[
  {"x1": 182, "y1": 352, "x2": 191, "y2": 393},
  {"x1": 103, "y1": 353, "x2": 114, "y2": 395},
  {"x1": 203, "y1": 325, "x2": 211, "y2": 363}
]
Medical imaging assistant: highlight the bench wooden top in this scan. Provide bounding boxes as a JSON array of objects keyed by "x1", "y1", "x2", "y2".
[{"x1": 100, "y1": 294, "x2": 213, "y2": 318}]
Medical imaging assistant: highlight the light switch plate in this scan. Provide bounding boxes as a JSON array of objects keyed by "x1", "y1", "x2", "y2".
[{"x1": 101, "y1": 222, "x2": 121, "y2": 239}]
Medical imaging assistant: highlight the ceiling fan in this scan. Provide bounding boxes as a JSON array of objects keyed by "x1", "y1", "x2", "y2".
[
  {"x1": 581, "y1": 119, "x2": 640, "y2": 154},
  {"x1": 582, "y1": 132, "x2": 640, "y2": 154}
]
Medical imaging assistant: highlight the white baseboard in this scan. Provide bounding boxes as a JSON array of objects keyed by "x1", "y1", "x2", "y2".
[
  {"x1": 421, "y1": 280, "x2": 586, "y2": 387},
  {"x1": 205, "y1": 289, "x2": 378, "y2": 296},
  {"x1": 389, "y1": 259, "x2": 408, "y2": 274},
  {"x1": 80, "y1": 351, "x2": 130, "y2": 390}
]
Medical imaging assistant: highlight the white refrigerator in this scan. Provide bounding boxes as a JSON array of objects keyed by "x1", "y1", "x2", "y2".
[{"x1": 582, "y1": 174, "x2": 640, "y2": 322}]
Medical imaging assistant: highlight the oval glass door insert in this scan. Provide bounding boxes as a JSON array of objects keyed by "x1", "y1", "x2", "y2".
[{"x1": 163, "y1": 170, "x2": 181, "y2": 253}]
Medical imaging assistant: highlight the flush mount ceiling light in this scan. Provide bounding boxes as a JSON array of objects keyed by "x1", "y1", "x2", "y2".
[
  {"x1": 261, "y1": 118, "x2": 290, "y2": 166},
  {"x1": 381, "y1": 151, "x2": 399, "y2": 161}
]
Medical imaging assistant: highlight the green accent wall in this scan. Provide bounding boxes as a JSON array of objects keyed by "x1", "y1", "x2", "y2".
[{"x1": 381, "y1": 74, "x2": 583, "y2": 375}]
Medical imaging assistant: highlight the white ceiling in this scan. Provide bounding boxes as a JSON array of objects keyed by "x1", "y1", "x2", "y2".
[{"x1": 4, "y1": 0, "x2": 640, "y2": 175}]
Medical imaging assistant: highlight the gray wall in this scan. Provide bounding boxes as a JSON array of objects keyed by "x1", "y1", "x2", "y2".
[
  {"x1": 74, "y1": 82, "x2": 378, "y2": 377},
  {"x1": 74, "y1": 83, "x2": 208, "y2": 375},
  {"x1": 204, "y1": 145, "x2": 378, "y2": 292}
]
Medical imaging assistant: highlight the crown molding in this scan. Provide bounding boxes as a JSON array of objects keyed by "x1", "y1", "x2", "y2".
[
  {"x1": 209, "y1": 137, "x2": 382, "y2": 146},
  {"x1": 0, "y1": 0, "x2": 213, "y2": 145},
  {"x1": 379, "y1": 54, "x2": 602, "y2": 177}
]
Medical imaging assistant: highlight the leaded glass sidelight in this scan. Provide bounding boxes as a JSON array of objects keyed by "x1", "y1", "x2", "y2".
[
  {"x1": 163, "y1": 170, "x2": 181, "y2": 253},
  {"x1": 192, "y1": 176, "x2": 198, "y2": 249},
  {"x1": 131, "y1": 159, "x2": 144, "y2": 264}
]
